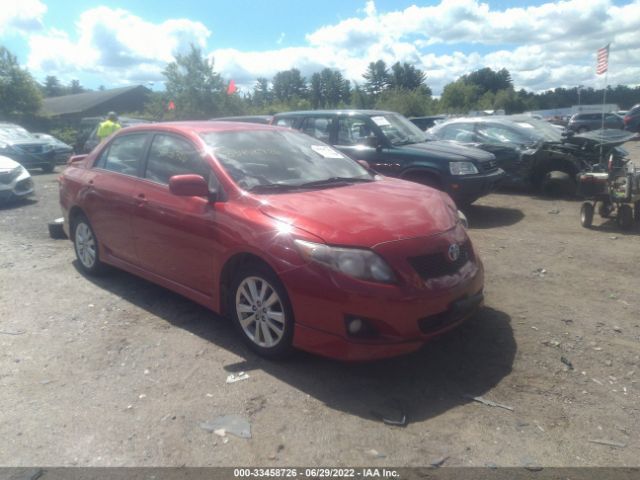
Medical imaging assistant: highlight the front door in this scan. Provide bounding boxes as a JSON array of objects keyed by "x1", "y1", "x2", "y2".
[{"x1": 131, "y1": 133, "x2": 220, "y2": 295}]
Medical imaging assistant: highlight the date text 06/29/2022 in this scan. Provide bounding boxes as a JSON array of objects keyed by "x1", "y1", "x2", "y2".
[{"x1": 233, "y1": 468, "x2": 400, "y2": 478}]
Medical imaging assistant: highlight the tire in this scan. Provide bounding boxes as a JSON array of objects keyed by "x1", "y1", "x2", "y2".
[
  {"x1": 598, "y1": 200, "x2": 613, "y2": 219},
  {"x1": 42, "y1": 158, "x2": 56, "y2": 173},
  {"x1": 72, "y1": 214, "x2": 105, "y2": 275},
  {"x1": 229, "y1": 264, "x2": 294, "y2": 359},
  {"x1": 580, "y1": 202, "x2": 594, "y2": 228},
  {"x1": 48, "y1": 218, "x2": 67, "y2": 239},
  {"x1": 617, "y1": 204, "x2": 633, "y2": 230}
]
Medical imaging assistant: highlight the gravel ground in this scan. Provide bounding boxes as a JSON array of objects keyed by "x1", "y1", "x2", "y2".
[{"x1": 0, "y1": 142, "x2": 639, "y2": 467}]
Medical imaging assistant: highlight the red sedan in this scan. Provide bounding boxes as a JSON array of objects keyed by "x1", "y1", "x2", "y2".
[{"x1": 59, "y1": 122, "x2": 484, "y2": 361}]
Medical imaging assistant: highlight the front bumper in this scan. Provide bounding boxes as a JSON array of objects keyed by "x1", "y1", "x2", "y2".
[
  {"x1": 446, "y1": 168, "x2": 505, "y2": 205},
  {"x1": 0, "y1": 174, "x2": 34, "y2": 203},
  {"x1": 280, "y1": 229, "x2": 485, "y2": 361}
]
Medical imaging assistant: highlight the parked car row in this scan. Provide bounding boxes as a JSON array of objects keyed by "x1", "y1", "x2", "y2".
[{"x1": 50, "y1": 105, "x2": 639, "y2": 360}]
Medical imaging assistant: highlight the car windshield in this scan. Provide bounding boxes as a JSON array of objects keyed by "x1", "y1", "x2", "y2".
[
  {"x1": 200, "y1": 129, "x2": 373, "y2": 192},
  {"x1": 369, "y1": 113, "x2": 429, "y2": 146},
  {"x1": 508, "y1": 116, "x2": 562, "y2": 142}
]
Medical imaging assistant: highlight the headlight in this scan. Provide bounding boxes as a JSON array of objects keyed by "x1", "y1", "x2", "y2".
[
  {"x1": 6, "y1": 166, "x2": 24, "y2": 182},
  {"x1": 449, "y1": 161, "x2": 479, "y2": 175},
  {"x1": 294, "y1": 239, "x2": 396, "y2": 284}
]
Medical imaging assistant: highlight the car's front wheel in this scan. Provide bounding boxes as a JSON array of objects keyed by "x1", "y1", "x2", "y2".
[
  {"x1": 230, "y1": 265, "x2": 294, "y2": 359},
  {"x1": 73, "y1": 214, "x2": 105, "y2": 275}
]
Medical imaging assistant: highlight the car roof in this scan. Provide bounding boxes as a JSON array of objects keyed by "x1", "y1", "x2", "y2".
[
  {"x1": 119, "y1": 121, "x2": 281, "y2": 135},
  {"x1": 273, "y1": 109, "x2": 396, "y2": 117}
]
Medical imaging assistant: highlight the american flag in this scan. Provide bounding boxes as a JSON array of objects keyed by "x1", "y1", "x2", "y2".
[{"x1": 596, "y1": 44, "x2": 609, "y2": 75}]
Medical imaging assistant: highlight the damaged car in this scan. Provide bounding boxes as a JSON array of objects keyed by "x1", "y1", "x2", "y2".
[{"x1": 428, "y1": 116, "x2": 635, "y2": 191}]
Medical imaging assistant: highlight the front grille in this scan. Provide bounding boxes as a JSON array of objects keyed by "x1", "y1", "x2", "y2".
[
  {"x1": 481, "y1": 159, "x2": 499, "y2": 172},
  {"x1": 408, "y1": 241, "x2": 474, "y2": 280}
]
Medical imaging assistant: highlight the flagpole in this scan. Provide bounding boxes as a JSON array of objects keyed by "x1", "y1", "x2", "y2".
[{"x1": 600, "y1": 69, "x2": 608, "y2": 161}]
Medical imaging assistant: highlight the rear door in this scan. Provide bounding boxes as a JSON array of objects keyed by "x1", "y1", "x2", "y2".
[
  {"x1": 131, "y1": 133, "x2": 220, "y2": 294},
  {"x1": 82, "y1": 133, "x2": 150, "y2": 264}
]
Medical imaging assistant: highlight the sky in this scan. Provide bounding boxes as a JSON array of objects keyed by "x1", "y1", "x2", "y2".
[{"x1": 1, "y1": 0, "x2": 639, "y2": 96}]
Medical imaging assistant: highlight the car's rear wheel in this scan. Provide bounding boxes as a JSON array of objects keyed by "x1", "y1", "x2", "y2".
[
  {"x1": 230, "y1": 265, "x2": 294, "y2": 359},
  {"x1": 580, "y1": 202, "x2": 594, "y2": 228},
  {"x1": 73, "y1": 214, "x2": 105, "y2": 275},
  {"x1": 617, "y1": 204, "x2": 633, "y2": 230}
]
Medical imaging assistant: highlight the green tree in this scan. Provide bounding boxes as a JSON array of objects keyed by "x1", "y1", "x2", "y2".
[
  {"x1": 374, "y1": 88, "x2": 434, "y2": 117},
  {"x1": 463, "y1": 67, "x2": 513, "y2": 94},
  {"x1": 439, "y1": 79, "x2": 481, "y2": 113},
  {"x1": 163, "y1": 44, "x2": 224, "y2": 119},
  {"x1": 251, "y1": 77, "x2": 272, "y2": 108},
  {"x1": 310, "y1": 68, "x2": 350, "y2": 108},
  {"x1": 0, "y1": 47, "x2": 42, "y2": 119},
  {"x1": 272, "y1": 68, "x2": 306, "y2": 103},
  {"x1": 389, "y1": 62, "x2": 431, "y2": 95},
  {"x1": 362, "y1": 60, "x2": 390, "y2": 96},
  {"x1": 43, "y1": 75, "x2": 62, "y2": 97},
  {"x1": 69, "y1": 79, "x2": 84, "y2": 94}
]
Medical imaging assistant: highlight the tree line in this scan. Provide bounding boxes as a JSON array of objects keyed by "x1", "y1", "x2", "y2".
[{"x1": 2, "y1": 44, "x2": 640, "y2": 125}]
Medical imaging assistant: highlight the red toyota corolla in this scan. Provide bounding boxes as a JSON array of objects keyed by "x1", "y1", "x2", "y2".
[{"x1": 59, "y1": 122, "x2": 484, "y2": 361}]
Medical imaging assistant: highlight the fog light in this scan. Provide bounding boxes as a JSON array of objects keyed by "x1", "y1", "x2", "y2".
[
  {"x1": 344, "y1": 315, "x2": 378, "y2": 338},
  {"x1": 347, "y1": 318, "x2": 363, "y2": 334}
]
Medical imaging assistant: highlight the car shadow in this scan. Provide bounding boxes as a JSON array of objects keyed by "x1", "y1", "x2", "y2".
[
  {"x1": 582, "y1": 217, "x2": 640, "y2": 236},
  {"x1": 463, "y1": 204, "x2": 524, "y2": 229},
  {"x1": 75, "y1": 262, "x2": 516, "y2": 424},
  {"x1": 0, "y1": 198, "x2": 37, "y2": 211}
]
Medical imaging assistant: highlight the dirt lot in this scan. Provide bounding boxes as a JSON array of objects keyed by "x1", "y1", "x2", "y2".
[{"x1": 1, "y1": 142, "x2": 639, "y2": 468}]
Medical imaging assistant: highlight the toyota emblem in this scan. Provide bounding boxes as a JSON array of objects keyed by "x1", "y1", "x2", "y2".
[{"x1": 447, "y1": 243, "x2": 460, "y2": 262}]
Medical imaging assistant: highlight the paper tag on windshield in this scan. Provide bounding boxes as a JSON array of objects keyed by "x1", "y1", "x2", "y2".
[
  {"x1": 311, "y1": 145, "x2": 344, "y2": 159},
  {"x1": 371, "y1": 116, "x2": 391, "y2": 127}
]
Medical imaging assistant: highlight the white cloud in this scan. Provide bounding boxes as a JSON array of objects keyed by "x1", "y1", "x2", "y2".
[
  {"x1": 26, "y1": 6, "x2": 210, "y2": 85},
  {"x1": 19, "y1": 0, "x2": 640, "y2": 94},
  {"x1": 0, "y1": 0, "x2": 47, "y2": 34}
]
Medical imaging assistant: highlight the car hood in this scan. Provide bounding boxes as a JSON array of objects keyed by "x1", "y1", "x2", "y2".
[
  {"x1": 0, "y1": 155, "x2": 21, "y2": 170},
  {"x1": 401, "y1": 140, "x2": 496, "y2": 163},
  {"x1": 255, "y1": 177, "x2": 457, "y2": 247}
]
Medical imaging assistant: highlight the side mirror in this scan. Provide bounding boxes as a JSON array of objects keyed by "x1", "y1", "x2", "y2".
[
  {"x1": 360, "y1": 136, "x2": 380, "y2": 149},
  {"x1": 169, "y1": 174, "x2": 210, "y2": 197},
  {"x1": 357, "y1": 159, "x2": 371, "y2": 170}
]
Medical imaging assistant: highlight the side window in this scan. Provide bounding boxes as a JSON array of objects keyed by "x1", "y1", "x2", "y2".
[
  {"x1": 336, "y1": 117, "x2": 374, "y2": 146},
  {"x1": 440, "y1": 124, "x2": 476, "y2": 142},
  {"x1": 477, "y1": 125, "x2": 527, "y2": 144},
  {"x1": 98, "y1": 134, "x2": 148, "y2": 176},
  {"x1": 299, "y1": 117, "x2": 332, "y2": 143},
  {"x1": 144, "y1": 134, "x2": 209, "y2": 185},
  {"x1": 274, "y1": 117, "x2": 294, "y2": 127}
]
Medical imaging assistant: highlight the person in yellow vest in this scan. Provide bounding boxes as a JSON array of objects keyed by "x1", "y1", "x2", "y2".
[{"x1": 96, "y1": 112, "x2": 122, "y2": 142}]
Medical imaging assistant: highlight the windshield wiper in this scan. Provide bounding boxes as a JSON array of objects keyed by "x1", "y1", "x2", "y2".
[
  {"x1": 298, "y1": 177, "x2": 374, "y2": 188},
  {"x1": 248, "y1": 183, "x2": 301, "y2": 193}
]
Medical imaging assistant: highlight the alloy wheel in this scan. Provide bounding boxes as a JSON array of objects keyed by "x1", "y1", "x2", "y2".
[{"x1": 235, "y1": 276, "x2": 286, "y2": 348}]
